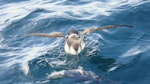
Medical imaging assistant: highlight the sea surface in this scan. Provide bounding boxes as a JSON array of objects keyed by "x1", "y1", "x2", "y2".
[{"x1": 0, "y1": 0, "x2": 150, "y2": 84}]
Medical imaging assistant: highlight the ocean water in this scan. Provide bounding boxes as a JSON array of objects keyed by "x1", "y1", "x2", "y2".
[{"x1": 0, "y1": 0, "x2": 150, "y2": 84}]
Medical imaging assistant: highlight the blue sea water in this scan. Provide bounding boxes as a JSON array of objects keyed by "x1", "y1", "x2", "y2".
[{"x1": 0, "y1": 0, "x2": 150, "y2": 84}]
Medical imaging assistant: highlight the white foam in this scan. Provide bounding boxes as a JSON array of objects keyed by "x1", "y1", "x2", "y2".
[
  {"x1": 108, "y1": 66, "x2": 118, "y2": 72},
  {"x1": 48, "y1": 70, "x2": 65, "y2": 79},
  {"x1": 0, "y1": 33, "x2": 4, "y2": 48},
  {"x1": 0, "y1": 38, "x2": 63, "y2": 75},
  {"x1": 20, "y1": 62, "x2": 29, "y2": 75}
]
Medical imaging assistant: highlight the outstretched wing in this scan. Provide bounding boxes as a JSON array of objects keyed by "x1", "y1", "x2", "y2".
[
  {"x1": 28, "y1": 32, "x2": 66, "y2": 40},
  {"x1": 82, "y1": 24, "x2": 133, "y2": 35}
]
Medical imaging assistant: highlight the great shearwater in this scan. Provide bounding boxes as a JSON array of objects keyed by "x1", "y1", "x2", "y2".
[{"x1": 28, "y1": 24, "x2": 133, "y2": 55}]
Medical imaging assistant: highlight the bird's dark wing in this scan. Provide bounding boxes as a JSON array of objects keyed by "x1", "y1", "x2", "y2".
[
  {"x1": 96, "y1": 24, "x2": 133, "y2": 31},
  {"x1": 82, "y1": 24, "x2": 133, "y2": 36},
  {"x1": 28, "y1": 32, "x2": 67, "y2": 40}
]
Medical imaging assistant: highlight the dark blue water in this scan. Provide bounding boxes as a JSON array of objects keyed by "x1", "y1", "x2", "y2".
[{"x1": 0, "y1": 0, "x2": 150, "y2": 84}]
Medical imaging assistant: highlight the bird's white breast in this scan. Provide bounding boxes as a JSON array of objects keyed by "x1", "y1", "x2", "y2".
[{"x1": 64, "y1": 42, "x2": 85, "y2": 55}]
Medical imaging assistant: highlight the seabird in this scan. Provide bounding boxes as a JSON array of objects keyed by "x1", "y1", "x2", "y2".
[{"x1": 28, "y1": 24, "x2": 133, "y2": 55}]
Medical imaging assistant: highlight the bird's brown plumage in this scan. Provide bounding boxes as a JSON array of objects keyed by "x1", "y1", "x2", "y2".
[{"x1": 27, "y1": 24, "x2": 133, "y2": 55}]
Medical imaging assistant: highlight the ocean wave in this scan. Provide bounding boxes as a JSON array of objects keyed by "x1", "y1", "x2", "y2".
[
  {"x1": 45, "y1": 67, "x2": 118, "y2": 84},
  {"x1": 0, "y1": 0, "x2": 150, "y2": 84},
  {"x1": 1, "y1": 0, "x2": 149, "y2": 31}
]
